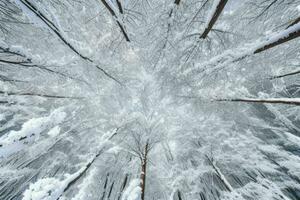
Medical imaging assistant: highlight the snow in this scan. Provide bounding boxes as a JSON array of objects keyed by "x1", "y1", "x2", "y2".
[
  {"x1": 71, "y1": 168, "x2": 98, "y2": 200},
  {"x1": 0, "y1": 108, "x2": 66, "y2": 158},
  {"x1": 0, "y1": 108, "x2": 66, "y2": 146},
  {"x1": 22, "y1": 161, "x2": 92, "y2": 200},
  {"x1": 47, "y1": 126, "x2": 61, "y2": 137},
  {"x1": 221, "y1": 178, "x2": 290, "y2": 200},
  {"x1": 22, "y1": 177, "x2": 65, "y2": 200},
  {"x1": 121, "y1": 179, "x2": 141, "y2": 200}
]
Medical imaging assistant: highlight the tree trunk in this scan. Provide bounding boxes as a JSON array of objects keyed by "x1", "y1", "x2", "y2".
[
  {"x1": 140, "y1": 142, "x2": 149, "y2": 200},
  {"x1": 200, "y1": 0, "x2": 228, "y2": 39},
  {"x1": 254, "y1": 25, "x2": 300, "y2": 54},
  {"x1": 216, "y1": 98, "x2": 300, "y2": 106}
]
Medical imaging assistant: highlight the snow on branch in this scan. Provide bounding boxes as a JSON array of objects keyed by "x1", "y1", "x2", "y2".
[
  {"x1": 0, "y1": 108, "x2": 66, "y2": 157},
  {"x1": 183, "y1": 22, "x2": 300, "y2": 77},
  {"x1": 15, "y1": 0, "x2": 122, "y2": 85},
  {"x1": 21, "y1": 128, "x2": 119, "y2": 200},
  {"x1": 0, "y1": 45, "x2": 92, "y2": 85},
  {"x1": 200, "y1": 0, "x2": 228, "y2": 39}
]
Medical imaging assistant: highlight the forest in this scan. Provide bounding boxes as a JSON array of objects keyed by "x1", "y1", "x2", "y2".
[{"x1": 0, "y1": 0, "x2": 300, "y2": 200}]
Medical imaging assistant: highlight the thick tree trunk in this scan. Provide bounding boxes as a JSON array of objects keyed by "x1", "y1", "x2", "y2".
[
  {"x1": 140, "y1": 142, "x2": 149, "y2": 200},
  {"x1": 200, "y1": 0, "x2": 228, "y2": 39}
]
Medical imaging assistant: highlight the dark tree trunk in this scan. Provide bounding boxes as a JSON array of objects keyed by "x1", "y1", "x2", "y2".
[
  {"x1": 254, "y1": 26, "x2": 300, "y2": 54},
  {"x1": 216, "y1": 98, "x2": 300, "y2": 106},
  {"x1": 140, "y1": 142, "x2": 149, "y2": 200},
  {"x1": 200, "y1": 0, "x2": 228, "y2": 39}
]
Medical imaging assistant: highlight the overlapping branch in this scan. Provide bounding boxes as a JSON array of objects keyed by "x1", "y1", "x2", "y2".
[{"x1": 100, "y1": 0, "x2": 130, "y2": 42}]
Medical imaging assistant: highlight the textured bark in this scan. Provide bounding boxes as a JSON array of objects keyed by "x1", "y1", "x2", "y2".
[
  {"x1": 200, "y1": 0, "x2": 228, "y2": 39},
  {"x1": 140, "y1": 142, "x2": 149, "y2": 200}
]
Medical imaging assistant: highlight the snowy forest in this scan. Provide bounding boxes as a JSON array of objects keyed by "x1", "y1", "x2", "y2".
[{"x1": 0, "y1": 0, "x2": 300, "y2": 199}]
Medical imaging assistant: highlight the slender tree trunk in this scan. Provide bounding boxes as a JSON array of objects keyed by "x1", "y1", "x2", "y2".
[
  {"x1": 216, "y1": 98, "x2": 300, "y2": 106},
  {"x1": 140, "y1": 142, "x2": 149, "y2": 200},
  {"x1": 200, "y1": 0, "x2": 228, "y2": 39}
]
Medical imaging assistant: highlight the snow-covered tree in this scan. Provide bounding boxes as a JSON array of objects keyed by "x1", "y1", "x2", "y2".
[{"x1": 1, "y1": 0, "x2": 300, "y2": 200}]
